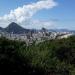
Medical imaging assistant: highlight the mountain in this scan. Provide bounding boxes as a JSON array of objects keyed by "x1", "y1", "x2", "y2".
[
  {"x1": 0, "y1": 27, "x2": 4, "y2": 32},
  {"x1": 4, "y1": 22, "x2": 30, "y2": 34},
  {"x1": 48, "y1": 29, "x2": 75, "y2": 32},
  {"x1": 0, "y1": 22, "x2": 75, "y2": 34}
]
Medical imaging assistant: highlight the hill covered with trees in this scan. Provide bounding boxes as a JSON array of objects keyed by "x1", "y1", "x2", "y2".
[{"x1": 0, "y1": 36, "x2": 75, "y2": 75}]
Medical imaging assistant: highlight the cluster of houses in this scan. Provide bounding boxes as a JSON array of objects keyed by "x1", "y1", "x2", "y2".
[{"x1": 0, "y1": 29, "x2": 74, "y2": 44}]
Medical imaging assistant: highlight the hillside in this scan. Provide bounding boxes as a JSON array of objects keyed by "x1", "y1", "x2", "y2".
[{"x1": 0, "y1": 36, "x2": 75, "y2": 75}]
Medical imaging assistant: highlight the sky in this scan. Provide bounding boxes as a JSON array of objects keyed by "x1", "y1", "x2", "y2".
[{"x1": 0, "y1": 0, "x2": 75, "y2": 30}]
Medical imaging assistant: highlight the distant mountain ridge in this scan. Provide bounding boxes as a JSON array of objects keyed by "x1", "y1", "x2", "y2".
[
  {"x1": 0, "y1": 27, "x2": 4, "y2": 31},
  {"x1": 4, "y1": 22, "x2": 30, "y2": 34},
  {"x1": 48, "y1": 29, "x2": 75, "y2": 33},
  {"x1": 0, "y1": 22, "x2": 75, "y2": 34},
  {"x1": 0, "y1": 22, "x2": 30, "y2": 34}
]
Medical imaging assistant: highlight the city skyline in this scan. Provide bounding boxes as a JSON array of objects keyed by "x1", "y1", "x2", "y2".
[{"x1": 0, "y1": 0, "x2": 75, "y2": 30}]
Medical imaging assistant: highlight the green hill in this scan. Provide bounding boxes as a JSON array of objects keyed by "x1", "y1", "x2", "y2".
[{"x1": 0, "y1": 36, "x2": 75, "y2": 75}]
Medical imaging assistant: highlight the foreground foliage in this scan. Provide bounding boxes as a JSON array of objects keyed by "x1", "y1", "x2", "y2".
[{"x1": 0, "y1": 36, "x2": 75, "y2": 75}]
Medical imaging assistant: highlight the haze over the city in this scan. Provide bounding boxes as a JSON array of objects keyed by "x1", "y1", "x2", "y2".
[{"x1": 0, "y1": 0, "x2": 75, "y2": 30}]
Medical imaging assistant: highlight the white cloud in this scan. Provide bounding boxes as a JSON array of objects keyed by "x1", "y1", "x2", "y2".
[
  {"x1": 0, "y1": 0, "x2": 57, "y2": 28},
  {"x1": 21, "y1": 19, "x2": 57, "y2": 29}
]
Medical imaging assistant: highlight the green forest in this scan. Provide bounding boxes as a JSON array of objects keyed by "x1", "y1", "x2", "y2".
[{"x1": 0, "y1": 36, "x2": 75, "y2": 75}]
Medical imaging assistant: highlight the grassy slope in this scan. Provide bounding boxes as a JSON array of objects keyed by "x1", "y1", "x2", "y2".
[{"x1": 0, "y1": 36, "x2": 75, "y2": 75}]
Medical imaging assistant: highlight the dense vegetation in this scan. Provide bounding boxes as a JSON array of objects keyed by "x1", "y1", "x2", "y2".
[{"x1": 0, "y1": 36, "x2": 75, "y2": 75}]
